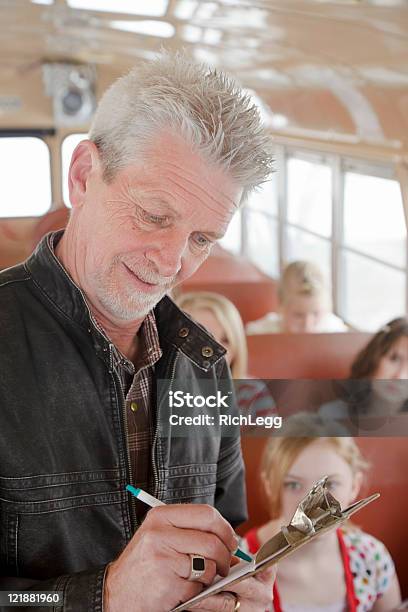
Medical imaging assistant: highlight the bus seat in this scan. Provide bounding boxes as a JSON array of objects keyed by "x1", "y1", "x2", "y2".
[
  {"x1": 0, "y1": 219, "x2": 37, "y2": 270},
  {"x1": 180, "y1": 246, "x2": 278, "y2": 322},
  {"x1": 30, "y1": 207, "x2": 70, "y2": 251},
  {"x1": 238, "y1": 436, "x2": 408, "y2": 597},
  {"x1": 247, "y1": 332, "x2": 371, "y2": 379}
]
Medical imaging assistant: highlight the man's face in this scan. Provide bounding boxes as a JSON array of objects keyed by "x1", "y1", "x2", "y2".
[{"x1": 69, "y1": 133, "x2": 241, "y2": 321}]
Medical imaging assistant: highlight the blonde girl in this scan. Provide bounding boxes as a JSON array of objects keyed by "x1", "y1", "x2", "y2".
[
  {"x1": 177, "y1": 291, "x2": 248, "y2": 377},
  {"x1": 243, "y1": 413, "x2": 401, "y2": 611}
]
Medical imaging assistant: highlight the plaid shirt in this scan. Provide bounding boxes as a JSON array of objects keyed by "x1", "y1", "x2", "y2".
[{"x1": 115, "y1": 311, "x2": 162, "y2": 521}]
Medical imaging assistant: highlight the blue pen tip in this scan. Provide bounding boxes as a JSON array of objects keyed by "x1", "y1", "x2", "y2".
[
  {"x1": 234, "y1": 548, "x2": 253, "y2": 563},
  {"x1": 126, "y1": 484, "x2": 140, "y2": 497}
]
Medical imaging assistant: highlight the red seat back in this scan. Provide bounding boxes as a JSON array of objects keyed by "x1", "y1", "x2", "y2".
[
  {"x1": 180, "y1": 246, "x2": 278, "y2": 323},
  {"x1": 247, "y1": 332, "x2": 371, "y2": 379},
  {"x1": 30, "y1": 207, "x2": 70, "y2": 251}
]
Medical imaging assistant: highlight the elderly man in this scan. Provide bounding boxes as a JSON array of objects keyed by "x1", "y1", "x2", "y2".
[{"x1": 0, "y1": 52, "x2": 274, "y2": 611}]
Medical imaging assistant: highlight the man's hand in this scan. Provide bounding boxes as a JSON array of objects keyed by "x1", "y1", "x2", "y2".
[
  {"x1": 190, "y1": 565, "x2": 276, "y2": 612},
  {"x1": 104, "y1": 504, "x2": 239, "y2": 612}
]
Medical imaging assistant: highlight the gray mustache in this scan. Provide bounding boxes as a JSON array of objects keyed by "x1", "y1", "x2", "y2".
[{"x1": 123, "y1": 262, "x2": 175, "y2": 287}]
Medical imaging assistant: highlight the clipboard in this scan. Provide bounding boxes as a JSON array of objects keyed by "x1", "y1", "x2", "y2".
[{"x1": 172, "y1": 477, "x2": 379, "y2": 611}]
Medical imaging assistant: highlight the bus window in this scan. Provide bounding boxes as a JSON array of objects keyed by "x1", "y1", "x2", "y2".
[
  {"x1": 245, "y1": 210, "x2": 279, "y2": 277},
  {"x1": 219, "y1": 209, "x2": 242, "y2": 255},
  {"x1": 0, "y1": 137, "x2": 51, "y2": 218},
  {"x1": 243, "y1": 178, "x2": 279, "y2": 276},
  {"x1": 61, "y1": 133, "x2": 87, "y2": 207},
  {"x1": 247, "y1": 176, "x2": 278, "y2": 216},
  {"x1": 287, "y1": 157, "x2": 332, "y2": 238},
  {"x1": 285, "y1": 226, "x2": 331, "y2": 288},
  {"x1": 343, "y1": 173, "x2": 405, "y2": 268},
  {"x1": 284, "y1": 155, "x2": 332, "y2": 286},
  {"x1": 340, "y1": 171, "x2": 406, "y2": 330},
  {"x1": 340, "y1": 251, "x2": 405, "y2": 331}
]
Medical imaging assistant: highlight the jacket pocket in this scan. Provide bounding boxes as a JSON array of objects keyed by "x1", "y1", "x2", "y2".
[
  {"x1": 164, "y1": 463, "x2": 218, "y2": 504},
  {"x1": 0, "y1": 470, "x2": 127, "y2": 579}
]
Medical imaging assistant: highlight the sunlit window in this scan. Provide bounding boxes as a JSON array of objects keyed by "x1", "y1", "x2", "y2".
[
  {"x1": 246, "y1": 178, "x2": 278, "y2": 216},
  {"x1": 0, "y1": 137, "x2": 51, "y2": 217},
  {"x1": 285, "y1": 226, "x2": 332, "y2": 289},
  {"x1": 61, "y1": 133, "x2": 87, "y2": 207},
  {"x1": 66, "y1": 0, "x2": 168, "y2": 16},
  {"x1": 339, "y1": 250, "x2": 405, "y2": 331},
  {"x1": 245, "y1": 211, "x2": 279, "y2": 277},
  {"x1": 343, "y1": 173, "x2": 405, "y2": 268},
  {"x1": 219, "y1": 210, "x2": 242, "y2": 256},
  {"x1": 287, "y1": 157, "x2": 332, "y2": 238},
  {"x1": 110, "y1": 20, "x2": 174, "y2": 38}
]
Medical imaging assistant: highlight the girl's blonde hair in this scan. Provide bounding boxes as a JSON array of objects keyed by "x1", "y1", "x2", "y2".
[
  {"x1": 177, "y1": 291, "x2": 248, "y2": 378},
  {"x1": 279, "y1": 261, "x2": 329, "y2": 306},
  {"x1": 260, "y1": 412, "x2": 370, "y2": 519}
]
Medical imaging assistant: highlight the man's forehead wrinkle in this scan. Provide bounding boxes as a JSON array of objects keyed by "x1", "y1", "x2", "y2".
[
  {"x1": 121, "y1": 156, "x2": 239, "y2": 211},
  {"x1": 161, "y1": 158, "x2": 238, "y2": 208},
  {"x1": 165, "y1": 179, "x2": 235, "y2": 225},
  {"x1": 146, "y1": 159, "x2": 238, "y2": 209},
  {"x1": 161, "y1": 166, "x2": 237, "y2": 219}
]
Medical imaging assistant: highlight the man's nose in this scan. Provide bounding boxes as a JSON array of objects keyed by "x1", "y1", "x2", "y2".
[{"x1": 145, "y1": 232, "x2": 187, "y2": 279}]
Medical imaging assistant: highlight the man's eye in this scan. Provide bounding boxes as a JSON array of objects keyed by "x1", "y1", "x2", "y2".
[
  {"x1": 192, "y1": 233, "x2": 212, "y2": 249},
  {"x1": 140, "y1": 208, "x2": 169, "y2": 226}
]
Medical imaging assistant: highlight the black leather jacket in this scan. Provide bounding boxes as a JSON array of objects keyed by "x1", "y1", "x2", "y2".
[{"x1": 0, "y1": 233, "x2": 247, "y2": 611}]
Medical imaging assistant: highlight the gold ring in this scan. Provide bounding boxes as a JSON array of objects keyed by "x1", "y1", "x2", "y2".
[{"x1": 224, "y1": 592, "x2": 240, "y2": 611}]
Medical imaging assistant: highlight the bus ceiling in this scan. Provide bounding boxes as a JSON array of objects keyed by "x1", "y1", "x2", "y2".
[{"x1": 0, "y1": 0, "x2": 407, "y2": 160}]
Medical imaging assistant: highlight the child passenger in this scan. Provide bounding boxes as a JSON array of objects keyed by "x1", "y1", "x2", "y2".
[
  {"x1": 321, "y1": 317, "x2": 408, "y2": 419},
  {"x1": 246, "y1": 261, "x2": 347, "y2": 334},
  {"x1": 177, "y1": 291, "x2": 276, "y2": 420},
  {"x1": 243, "y1": 413, "x2": 401, "y2": 611}
]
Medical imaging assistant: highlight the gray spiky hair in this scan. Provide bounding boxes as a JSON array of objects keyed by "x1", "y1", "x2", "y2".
[{"x1": 89, "y1": 50, "x2": 274, "y2": 203}]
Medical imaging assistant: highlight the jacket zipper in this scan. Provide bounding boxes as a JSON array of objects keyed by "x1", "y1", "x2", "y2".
[
  {"x1": 113, "y1": 363, "x2": 138, "y2": 533},
  {"x1": 152, "y1": 352, "x2": 179, "y2": 498}
]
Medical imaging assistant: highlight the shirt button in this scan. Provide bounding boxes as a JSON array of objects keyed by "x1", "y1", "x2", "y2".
[
  {"x1": 179, "y1": 327, "x2": 190, "y2": 338},
  {"x1": 201, "y1": 346, "x2": 214, "y2": 358},
  {"x1": 130, "y1": 402, "x2": 138, "y2": 412}
]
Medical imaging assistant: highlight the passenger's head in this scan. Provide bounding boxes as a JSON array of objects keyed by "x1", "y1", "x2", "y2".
[
  {"x1": 351, "y1": 318, "x2": 408, "y2": 380},
  {"x1": 66, "y1": 51, "x2": 273, "y2": 322},
  {"x1": 177, "y1": 291, "x2": 248, "y2": 378},
  {"x1": 350, "y1": 318, "x2": 408, "y2": 406},
  {"x1": 278, "y1": 261, "x2": 331, "y2": 333},
  {"x1": 260, "y1": 413, "x2": 368, "y2": 524}
]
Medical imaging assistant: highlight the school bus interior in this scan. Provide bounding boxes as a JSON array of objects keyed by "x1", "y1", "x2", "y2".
[{"x1": 1, "y1": 0, "x2": 408, "y2": 602}]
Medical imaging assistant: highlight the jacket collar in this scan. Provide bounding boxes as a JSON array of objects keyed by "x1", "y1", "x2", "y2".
[{"x1": 26, "y1": 231, "x2": 226, "y2": 371}]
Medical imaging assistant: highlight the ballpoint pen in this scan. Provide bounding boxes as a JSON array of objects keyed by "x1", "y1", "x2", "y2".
[{"x1": 126, "y1": 484, "x2": 253, "y2": 563}]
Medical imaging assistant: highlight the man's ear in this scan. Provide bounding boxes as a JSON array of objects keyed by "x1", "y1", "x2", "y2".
[
  {"x1": 351, "y1": 470, "x2": 363, "y2": 502},
  {"x1": 68, "y1": 140, "x2": 101, "y2": 209}
]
